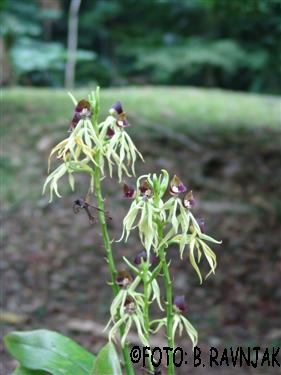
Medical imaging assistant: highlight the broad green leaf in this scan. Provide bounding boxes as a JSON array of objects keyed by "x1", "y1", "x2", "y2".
[
  {"x1": 12, "y1": 365, "x2": 47, "y2": 375},
  {"x1": 4, "y1": 329, "x2": 95, "y2": 375},
  {"x1": 91, "y1": 342, "x2": 122, "y2": 375}
]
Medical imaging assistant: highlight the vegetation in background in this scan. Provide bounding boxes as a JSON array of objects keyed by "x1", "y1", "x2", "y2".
[{"x1": 1, "y1": 0, "x2": 281, "y2": 93}]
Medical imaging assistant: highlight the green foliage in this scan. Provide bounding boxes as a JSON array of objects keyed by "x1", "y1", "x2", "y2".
[
  {"x1": 0, "y1": 0, "x2": 41, "y2": 38},
  {"x1": 11, "y1": 37, "x2": 96, "y2": 86},
  {"x1": 91, "y1": 342, "x2": 122, "y2": 375},
  {"x1": 11, "y1": 38, "x2": 64, "y2": 73},
  {"x1": 4, "y1": 329, "x2": 95, "y2": 375},
  {"x1": 134, "y1": 39, "x2": 268, "y2": 85},
  {"x1": 12, "y1": 367, "x2": 46, "y2": 375},
  {"x1": 1, "y1": 0, "x2": 95, "y2": 86},
  {"x1": 4, "y1": 329, "x2": 121, "y2": 375},
  {"x1": 78, "y1": 0, "x2": 281, "y2": 93},
  {"x1": 2, "y1": 0, "x2": 280, "y2": 92}
]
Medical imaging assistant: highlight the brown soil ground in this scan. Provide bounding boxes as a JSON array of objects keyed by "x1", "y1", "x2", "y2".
[{"x1": 2, "y1": 130, "x2": 281, "y2": 374}]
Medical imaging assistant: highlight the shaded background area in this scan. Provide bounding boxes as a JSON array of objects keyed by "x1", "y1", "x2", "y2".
[{"x1": 1, "y1": 0, "x2": 281, "y2": 374}]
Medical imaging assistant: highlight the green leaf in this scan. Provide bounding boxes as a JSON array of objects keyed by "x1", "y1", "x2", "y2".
[
  {"x1": 12, "y1": 366, "x2": 46, "y2": 375},
  {"x1": 4, "y1": 329, "x2": 95, "y2": 375},
  {"x1": 91, "y1": 342, "x2": 122, "y2": 375}
]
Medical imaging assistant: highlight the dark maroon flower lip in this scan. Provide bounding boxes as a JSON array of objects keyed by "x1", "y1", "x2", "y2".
[
  {"x1": 134, "y1": 250, "x2": 158, "y2": 266},
  {"x1": 70, "y1": 99, "x2": 92, "y2": 131},
  {"x1": 169, "y1": 175, "x2": 187, "y2": 196},
  {"x1": 106, "y1": 127, "x2": 115, "y2": 137},
  {"x1": 139, "y1": 180, "x2": 153, "y2": 199},
  {"x1": 182, "y1": 190, "x2": 196, "y2": 209},
  {"x1": 116, "y1": 270, "x2": 133, "y2": 288},
  {"x1": 124, "y1": 296, "x2": 137, "y2": 314},
  {"x1": 116, "y1": 114, "x2": 129, "y2": 128},
  {"x1": 123, "y1": 183, "x2": 135, "y2": 199},
  {"x1": 173, "y1": 295, "x2": 187, "y2": 313}
]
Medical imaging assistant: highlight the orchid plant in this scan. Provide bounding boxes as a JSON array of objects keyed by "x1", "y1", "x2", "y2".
[{"x1": 4, "y1": 88, "x2": 221, "y2": 375}]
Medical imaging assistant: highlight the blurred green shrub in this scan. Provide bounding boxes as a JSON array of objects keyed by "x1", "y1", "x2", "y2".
[{"x1": 132, "y1": 39, "x2": 268, "y2": 88}]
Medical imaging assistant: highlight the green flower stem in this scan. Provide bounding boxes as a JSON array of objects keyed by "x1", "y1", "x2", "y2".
[
  {"x1": 92, "y1": 166, "x2": 118, "y2": 293},
  {"x1": 158, "y1": 232, "x2": 175, "y2": 375},
  {"x1": 91, "y1": 165, "x2": 135, "y2": 375},
  {"x1": 90, "y1": 97, "x2": 135, "y2": 375},
  {"x1": 142, "y1": 265, "x2": 154, "y2": 373}
]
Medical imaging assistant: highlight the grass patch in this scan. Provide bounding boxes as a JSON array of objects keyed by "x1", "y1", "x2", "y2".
[{"x1": 2, "y1": 86, "x2": 281, "y2": 132}]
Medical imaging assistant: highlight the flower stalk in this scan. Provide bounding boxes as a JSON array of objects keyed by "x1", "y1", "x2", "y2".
[
  {"x1": 158, "y1": 230, "x2": 175, "y2": 375},
  {"x1": 140, "y1": 261, "x2": 154, "y2": 373}
]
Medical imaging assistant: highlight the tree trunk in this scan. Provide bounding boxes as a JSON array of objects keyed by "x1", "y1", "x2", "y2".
[
  {"x1": 0, "y1": 38, "x2": 12, "y2": 85},
  {"x1": 64, "y1": 0, "x2": 82, "y2": 88}
]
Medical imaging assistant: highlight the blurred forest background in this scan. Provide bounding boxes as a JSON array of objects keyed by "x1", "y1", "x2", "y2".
[
  {"x1": 1, "y1": 1, "x2": 281, "y2": 374},
  {"x1": 1, "y1": 0, "x2": 281, "y2": 93}
]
